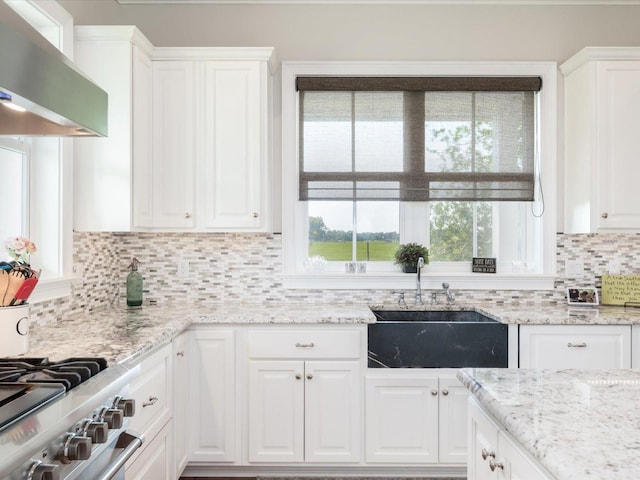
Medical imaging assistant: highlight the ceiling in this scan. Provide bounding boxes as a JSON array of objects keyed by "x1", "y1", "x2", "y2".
[{"x1": 115, "y1": 0, "x2": 640, "y2": 4}]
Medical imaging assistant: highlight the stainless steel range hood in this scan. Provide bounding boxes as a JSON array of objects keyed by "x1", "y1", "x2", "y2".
[{"x1": 0, "y1": 1, "x2": 107, "y2": 136}]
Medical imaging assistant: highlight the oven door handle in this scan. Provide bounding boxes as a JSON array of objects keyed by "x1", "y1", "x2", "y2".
[{"x1": 95, "y1": 431, "x2": 144, "y2": 480}]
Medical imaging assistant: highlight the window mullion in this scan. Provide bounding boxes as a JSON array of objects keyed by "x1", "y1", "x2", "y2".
[{"x1": 351, "y1": 91, "x2": 357, "y2": 261}]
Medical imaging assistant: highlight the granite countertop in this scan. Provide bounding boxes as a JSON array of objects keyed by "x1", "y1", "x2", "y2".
[
  {"x1": 24, "y1": 302, "x2": 376, "y2": 364},
  {"x1": 457, "y1": 368, "x2": 640, "y2": 479},
  {"x1": 22, "y1": 301, "x2": 640, "y2": 366},
  {"x1": 371, "y1": 302, "x2": 640, "y2": 325}
]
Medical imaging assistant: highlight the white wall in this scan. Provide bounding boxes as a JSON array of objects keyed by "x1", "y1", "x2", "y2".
[{"x1": 57, "y1": 2, "x2": 640, "y2": 61}]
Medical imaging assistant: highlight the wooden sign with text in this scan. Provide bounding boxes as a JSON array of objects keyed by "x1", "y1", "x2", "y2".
[{"x1": 472, "y1": 257, "x2": 496, "y2": 274}]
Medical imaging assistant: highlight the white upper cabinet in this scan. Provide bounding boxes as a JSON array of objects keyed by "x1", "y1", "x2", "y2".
[
  {"x1": 74, "y1": 39, "x2": 273, "y2": 232},
  {"x1": 203, "y1": 61, "x2": 269, "y2": 230},
  {"x1": 74, "y1": 26, "x2": 153, "y2": 232},
  {"x1": 149, "y1": 48, "x2": 274, "y2": 232},
  {"x1": 149, "y1": 60, "x2": 196, "y2": 229},
  {"x1": 562, "y1": 47, "x2": 640, "y2": 232}
]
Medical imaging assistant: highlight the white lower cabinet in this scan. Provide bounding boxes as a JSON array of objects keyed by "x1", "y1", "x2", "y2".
[
  {"x1": 125, "y1": 343, "x2": 173, "y2": 478},
  {"x1": 468, "y1": 398, "x2": 553, "y2": 480},
  {"x1": 188, "y1": 328, "x2": 236, "y2": 462},
  {"x1": 365, "y1": 371, "x2": 467, "y2": 464},
  {"x1": 172, "y1": 331, "x2": 190, "y2": 477},
  {"x1": 519, "y1": 324, "x2": 631, "y2": 369},
  {"x1": 246, "y1": 327, "x2": 363, "y2": 464}
]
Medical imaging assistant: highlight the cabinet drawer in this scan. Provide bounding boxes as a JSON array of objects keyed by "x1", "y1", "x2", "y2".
[
  {"x1": 519, "y1": 325, "x2": 631, "y2": 369},
  {"x1": 248, "y1": 329, "x2": 361, "y2": 359},
  {"x1": 129, "y1": 344, "x2": 172, "y2": 439}
]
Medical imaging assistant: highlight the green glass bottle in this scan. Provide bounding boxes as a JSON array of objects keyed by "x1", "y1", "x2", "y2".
[{"x1": 126, "y1": 258, "x2": 143, "y2": 307}]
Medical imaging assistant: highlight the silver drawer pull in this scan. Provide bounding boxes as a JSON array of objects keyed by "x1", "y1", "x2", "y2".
[
  {"x1": 142, "y1": 396, "x2": 158, "y2": 408},
  {"x1": 489, "y1": 459, "x2": 504, "y2": 471},
  {"x1": 567, "y1": 342, "x2": 587, "y2": 348},
  {"x1": 295, "y1": 342, "x2": 315, "y2": 348}
]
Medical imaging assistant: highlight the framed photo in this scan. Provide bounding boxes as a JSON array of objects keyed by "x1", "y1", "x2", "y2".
[{"x1": 566, "y1": 287, "x2": 599, "y2": 306}]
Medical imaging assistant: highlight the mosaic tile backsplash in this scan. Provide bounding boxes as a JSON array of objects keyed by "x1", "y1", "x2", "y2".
[{"x1": 29, "y1": 232, "x2": 640, "y2": 325}]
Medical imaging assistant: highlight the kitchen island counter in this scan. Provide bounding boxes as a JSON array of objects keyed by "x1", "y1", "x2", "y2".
[{"x1": 458, "y1": 367, "x2": 640, "y2": 479}]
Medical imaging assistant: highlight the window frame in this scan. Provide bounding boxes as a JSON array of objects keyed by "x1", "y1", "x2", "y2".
[{"x1": 282, "y1": 60, "x2": 557, "y2": 291}]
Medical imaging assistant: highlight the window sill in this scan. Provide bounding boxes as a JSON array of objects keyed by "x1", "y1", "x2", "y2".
[
  {"x1": 282, "y1": 272, "x2": 555, "y2": 291},
  {"x1": 28, "y1": 277, "x2": 72, "y2": 304}
]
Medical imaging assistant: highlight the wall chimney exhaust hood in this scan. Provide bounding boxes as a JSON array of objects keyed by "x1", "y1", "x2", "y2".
[{"x1": 0, "y1": 1, "x2": 107, "y2": 137}]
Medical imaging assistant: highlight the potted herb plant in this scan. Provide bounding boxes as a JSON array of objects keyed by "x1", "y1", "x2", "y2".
[{"x1": 394, "y1": 243, "x2": 429, "y2": 273}]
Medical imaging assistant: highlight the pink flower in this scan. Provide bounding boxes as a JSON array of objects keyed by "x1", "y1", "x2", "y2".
[{"x1": 4, "y1": 236, "x2": 37, "y2": 263}]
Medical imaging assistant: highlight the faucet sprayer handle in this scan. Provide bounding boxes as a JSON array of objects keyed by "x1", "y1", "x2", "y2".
[
  {"x1": 392, "y1": 290, "x2": 406, "y2": 305},
  {"x1": 418, "y1": 257, "x2": 425, "y2": 268},
  {"x1": 442, "y1": 282, "x2": 450, "y2": 289}
]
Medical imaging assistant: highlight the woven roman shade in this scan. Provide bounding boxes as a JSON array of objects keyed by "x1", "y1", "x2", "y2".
[{"x1": 297, "y1": 76, "x2": 541, "y2": 202}]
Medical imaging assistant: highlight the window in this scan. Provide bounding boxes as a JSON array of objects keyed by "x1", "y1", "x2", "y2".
[
  {"x1": 2, "y1": 1, "x2": 75, "y2": 302},
  {"x1": 282, "y1": 62, "x2": 557, "y2": 290},
  {"x1": 0, "y1": 139, "x2": 28, "y2": 241}
]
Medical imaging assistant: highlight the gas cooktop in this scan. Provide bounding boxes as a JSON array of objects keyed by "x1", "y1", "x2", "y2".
[{"x1": 0, "y1": 357, "x2": 108, "y2": 432}]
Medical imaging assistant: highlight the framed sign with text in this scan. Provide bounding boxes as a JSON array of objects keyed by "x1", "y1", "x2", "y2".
[{"x1": 472, "y1": 257, "x2": 496, "y2": 273}]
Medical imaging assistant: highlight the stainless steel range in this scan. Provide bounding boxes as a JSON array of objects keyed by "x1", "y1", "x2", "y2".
[{"x1": 0, "y1": 357, "x2": 141, "y2": 480}]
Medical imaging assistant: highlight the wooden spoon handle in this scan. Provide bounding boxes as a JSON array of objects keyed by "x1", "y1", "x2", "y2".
[
  {"x1": 3, "y1": 271, "x2": 24, "y2": 307},
  {"x1": 0, "y1": 271, "x2": 8, "y2": 307}
]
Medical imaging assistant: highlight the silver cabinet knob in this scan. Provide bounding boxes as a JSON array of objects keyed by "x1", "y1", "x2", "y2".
[
  {"x1": 185, "y1": 212, "x2": 191, "y2": 219},
  {"x1": 306, "y1": 373, "x2": 313, "y2": 380},
  {"x1": 601, "y1": 212, "x2": 608, "y2": 219},
  {"x1": 253, "y1": 212, "x2": 259, "y2": 218},
  {"x1": 295, "y1": 373, "x2": 302, "y2": 380},
  {"x1": 431, "y1": 389, "x2": 438, "y2": 396},
  {"x1": 442, "y1": 389, "x2": 449, "y2": 396},
  {"x1": 481, "y1": 448, "x2": 496, "y2": 460},
  {"x1": 176, "y1": 351, "x2": 185, "y2": 357},
  {"x1": 489, "y1": 459, "x2": 505, "y2": 471}
]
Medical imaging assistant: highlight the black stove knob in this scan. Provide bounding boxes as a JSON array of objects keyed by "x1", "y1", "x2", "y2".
[
  {"x1": 61, "y1": 434, "x2": 92, "y2": 462},
  {"x1": 85, "y1": 421, "x2": 108, "y2": 444},
  {"x1": 27, "y1": 461, "x2": 60, "y2": 480},
  {"x1": 101, "y1": 408, "x2": 124, "y2": 429},
  {"x1": 114, "y1": 397, "x2": 135, "y2": 417}
]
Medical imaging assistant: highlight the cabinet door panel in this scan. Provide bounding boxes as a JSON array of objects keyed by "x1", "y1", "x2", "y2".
[
  {"x1": 132, "y1": 44, "x2": 153, "y2": 228},
  {"x1": 468, "y1": 399, "x2": 499, "y2": 480},
  {"x1": 248, "y1": 360, "x2": 304, "y2": 462},
  {"x1": 498, "y1": 431, "x2": 553, "y2": 480},
  {"x1": 597, "y1": 62, "x2": 640, "y2": 230},
  {"x1": 152, "y1": 61, "x2": 196, "y2": 228},
  {"x1": 305, "y1": 361, "x2": 360, "y2": 463},
  {"x1": 172, "y1": 332, "x2": 189, "y2": 476},
  {"x1": 365, "y1": 375, "x2": 439, "y2": 463},
  {"x1": 519, "y1": 325, "x2": 631, "y2": 369},
  {"x1": 189, "y1": 329, "x2": 236, "y2": 462},
  {"x1": 438, "y1": 374, "x2": 468, "y2": 464},
  {"x1": 203, "y1": 61, "x2": 265, "y2": 230}
]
